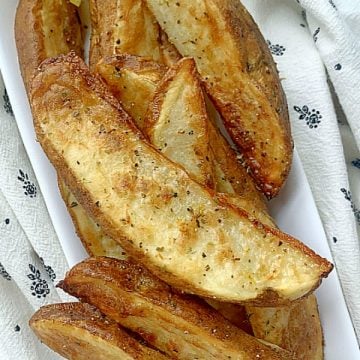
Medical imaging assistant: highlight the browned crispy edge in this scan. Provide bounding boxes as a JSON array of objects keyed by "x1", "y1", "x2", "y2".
[
  {"x1": 214, "y1": 0, "x2": 290, "y2": 135},
  {"x1": 88, "y1": 0, "x2": 101, "y2": 69},
  {"x1": 210, "y1": 0, "x2": 292, "y2": 198},
  {"x1": 32, "y1": 53, "x2": 332, "y2": 305},
  {"x1": 59, "y1": 257, "x2": 289, "y2": 359},
  {"x1": 58, "y1": 177, "x2": 95, "y2": 256},
  {"x1": 30, "y1": 302, "x2": 168, "y2": 359},
  {"x1": 98, "y1": 54, "x2": 269, "y2": 217},
  {"x1": 89, "y1": 0, "x2": 164, "y2": 70},
  {"x1": 247, "y1": 295, "x2": 324, "y2": 360},
  {"x1": 144, "y1": 57, "x2": 215, "y2": 189},
  {"x1": 15, "y1": 0, "x2": 83, "y2": 95}
]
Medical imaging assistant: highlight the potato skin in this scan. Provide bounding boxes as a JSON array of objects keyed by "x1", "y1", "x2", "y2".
[
  {"x1": 59, "y1": 257, "x2": 290, "y2": 360},
  {"x1": 146, "y1": 58, "x2": 216, "y2": 189},
  {"x1": 97, "y1": 55, "x2": 272, "y2": 224},
  {"x1": 247, "y1": 295, "x2": 324, "y2": 360},
  {"x1": 30, "y1": 302, "x2": 169, "y2": 359},
  {"x1": 15, "y1": 0, "x2": 83, "y2": 94},
  {"x1": 145, "y1": 0, "x2": 293, "y2": 198},
  {"x1": 89, "y1": 0, "x2": 181, "y2": 69},
  {"x1": 30, "y1": 53, "x2": 332, "y2": 305},
  {"x1": 89, "y1": 0, "x2": 158, "y2": 66}
]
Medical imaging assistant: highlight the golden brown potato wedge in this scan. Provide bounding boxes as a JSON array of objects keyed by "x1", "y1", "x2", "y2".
[
  {"x1": 59, "y1": 257, "x2": 290, "y2": 360},
  {"x1": 247, "y1": 295, "x2": 323, "y2": 360},
  {"x1": 145, "y1": 0, "x2": 293, "y2": 198},
  {"x1": 97, "y1": 55, "x2": 273, "y2": 225},
  {"x1": 89, "y1": 0, "x2": 162, "y2": 69},
  {"x1": 30, "y1": 302, "x2": 169, "y2": 359},
  {"x1": 146, "y1": 57, "x2": 215, "y2": 188},
  {"x1": 15, "y1": 0, "x2": 83, "y2": 94},
  {"x1": 207, "y1": 124, "x2": 273, "y2": 226},
  {"x1": 58, "y1": 179, "x2": 128, "y2": 259},
  {"x1": 96, "y1": 55, "x2": 167, "y2": 131},
  {"x1": 59, "y1": 56, "x2": 270, "y2": 270},
  {"x1": 96, "y1": 55, "x2": 322, "y2": 358},
  {"x1": 31, "y1": 53, "x2": 332, "y2": 305}
]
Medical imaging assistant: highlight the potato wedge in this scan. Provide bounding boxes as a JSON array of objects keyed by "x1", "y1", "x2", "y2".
[
  {"x1": 89, "y1": 0, "x2": 181, "y2": 69},
  {"x1": 58, "y1": 55, "x2": 270, "y2": 271},
  {"x1": 15, "y1": 0, "x2": 83, "y2": 94},
  {"x1": 97, "y1": 55, "x2": 167, "y2": 131},
  {"x1": 89, "y1": 0, "x2": 163, "y2": 69},
  {"x1": 58, "y1": 179, "x2": 127, "y2": 259},
  {"x1": 207, "y1": 123, "x2": 273, "y2": 226},
  {"x1": 59, "y1": 257, "x2": 290, "y2": 360},
  {"x1": 145, "y1": 0, "x2": 293, "y2": 198},
  {"x1": 31, "y1": 53, "x2": 332, "y2": 305},
  {"x1": 146, "y1": 57, "x2": 215, "y2": 188},
  {"x1": 97, "y1": 55, "x2": 273, "y2": 225},
  {"x1": 247, "y1": 295, "x2": 323, "y2": 360},
  {"x1": 30, "y1": 302, "x2": 169, "y2": 359},
  {"x1": 95, "y1": 58, "x2": 322, "y2": 360}
]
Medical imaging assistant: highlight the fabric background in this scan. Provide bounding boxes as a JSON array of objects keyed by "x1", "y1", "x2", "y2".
[
  {"x1": 242, "y1": 0, "x2": 360, "y2": 339},
  {"x1": 0, "y1": 0, "x2": 359, "y2": 358}
]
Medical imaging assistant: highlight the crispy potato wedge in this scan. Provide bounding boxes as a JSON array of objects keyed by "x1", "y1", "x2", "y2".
[
  {"x1": 30, "y1": 302, "x2": 169, "y2": 359},
  {"x1": 31, "y1": 53, "x2": 332, "y2": 305},
  {"x1": 57, "y1": 55, "x2": 269, "y2": 273},
  {"x1": 89, "y1": 0, "x2": 163, "y2": 69},
  {"x1": 146, "y1": 57, "x2": 215, "y2": 188},
  {"x1": 209, "y1": 296, "x2": 323, "y2": 359},
  {"x1": 247, "y1": 295, "x2": 323, "y2": 360},
  {"x1": 58, "y1": 179, "x2": 128, "y2": 259},
  {"x1": 97, "y1": 55, "x2": 167, "y2": 131},
  {"x1": 59, "y1": 257, "x2": 290, "y2": 360},
  {"x1": 15, "y1": 0, "x2": 83, "y2": 94},
  {"x1": 145, "y1": 0, "x2": 293, "y2": 198},
  {"x1": 97, "y1": 55, "x2": 273, "y2": 225},
  {"x1": 89, "y1": 0, "x2": 181, "y2": 69}
]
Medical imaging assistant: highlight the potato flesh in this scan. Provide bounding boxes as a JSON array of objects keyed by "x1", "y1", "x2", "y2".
[
  {"x1": 148, "y1": 58, "x2": 215, "y2": 188},
  {"x1": 97, "y1": 56, "x2": 272, "y2": 224},
  {"x1": 145, "y1": 0, "x2": 292, "y2": 197},
  {"x1": 32, "y1": 55, "x2": 331, "y2": 304},
  {"x1": 58, "y1": 180, "x2": 127, "y2": 259}
]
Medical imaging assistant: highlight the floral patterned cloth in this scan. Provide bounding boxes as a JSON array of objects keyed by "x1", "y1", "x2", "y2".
[
  {"x1": 242, "y1": 0, "x2": 360, "y2": 340},
  {"x1": 0, "y1": 0, "x2": 359, "y2": 358},
  {"x1": 0, "y1": 80, "x2": 70, "y2": 359}
]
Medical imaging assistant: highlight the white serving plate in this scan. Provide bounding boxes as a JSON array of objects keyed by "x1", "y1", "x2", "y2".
[{"x1": 0, "y1": 1, "x2": 358, "y2": 358}]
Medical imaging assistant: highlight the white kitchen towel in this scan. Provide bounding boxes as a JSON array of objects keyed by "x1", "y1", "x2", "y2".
[
  {"x1": 242, "y1": 0, "x2": 360, "y2": 340},
  {"x1": 0, "y1": 0, "x2": 360, "y2": 358},
  {"x1": 0, "y1": 77, "x2": 70, "y2": 359}
]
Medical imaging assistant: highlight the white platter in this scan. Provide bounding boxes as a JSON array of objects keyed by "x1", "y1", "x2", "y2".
[{"x1": 0, "y1": 1, "x2": 358, "y2": 358}]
